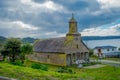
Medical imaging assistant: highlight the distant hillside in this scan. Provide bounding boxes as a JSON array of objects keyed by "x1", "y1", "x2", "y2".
[
  {"x1": 0, "y1": 36, "x2": 6, "y2": 44},
  {"x1": 0, "y1": 36, "x2": 36, "y2": 44},
  {"x1": 82, "y1": 36, "x2": 120, "y2": 40},
  {"x1": 0, "y1": 36, "x2": 120, "y2": 44},
  {"x1": 22, "y1": 37, "x2": 36, "y2": 43}
]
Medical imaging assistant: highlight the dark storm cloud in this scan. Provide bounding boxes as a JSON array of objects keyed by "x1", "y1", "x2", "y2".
[{"x1": 0, "y1": 0, "x2": 120, "y2": 38}]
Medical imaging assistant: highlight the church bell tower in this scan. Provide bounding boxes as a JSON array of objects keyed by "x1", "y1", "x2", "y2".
[
  {"x1": 69, "y1": 14, "x2": 77, "y2": 33},
  {"x1": 66, "y1": 14, "x2": 81, "y2": 40}
]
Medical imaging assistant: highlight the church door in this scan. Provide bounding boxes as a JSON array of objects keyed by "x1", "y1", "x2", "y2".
[{"x1": 66, "y1": 54, "x2": 72, "y2": 66}]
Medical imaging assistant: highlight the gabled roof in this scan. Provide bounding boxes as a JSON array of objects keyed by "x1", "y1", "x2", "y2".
[
  {"x1": 34, "y1": 37, "x2": 89, "y2": 53},
  {"x1": 34, "y1": 37, "x2": 65, "y2": 53},
  {"x1": 94, "y1": 46, "x2": 117, "y2": 49}
]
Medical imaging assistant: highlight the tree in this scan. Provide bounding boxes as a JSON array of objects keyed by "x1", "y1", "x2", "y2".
[
  {"x1": 20, "y1": 43, "x2": 33, "y2": 63},
  {"x1": 2, "y1": 38, "x2": 21, "y2": 62},
  {"x1": 119, "y1": 48, "x2": 120, "y2": 51},
  {"x1": 89, "y1": 49, "x2": 93, "y2": 56},
  {"x1": 0, "y1": 48, "x2": 9, "y2": 61}
]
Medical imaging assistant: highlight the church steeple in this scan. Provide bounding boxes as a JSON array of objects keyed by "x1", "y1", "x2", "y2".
[
  {"x1": 68, "y1": 14, "x2": 77, "y2": 33},
  {"x1": 66, "y1": 14, "x2": 81, "y2": 40}
]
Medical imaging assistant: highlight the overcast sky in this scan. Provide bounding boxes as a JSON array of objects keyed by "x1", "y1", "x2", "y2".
[{"x1": 0, "y1": 0, "x2": 120, "y2": 38}]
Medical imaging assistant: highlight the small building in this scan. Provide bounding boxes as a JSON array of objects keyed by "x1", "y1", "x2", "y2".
[
  {"x1": 93, "y1": 46, "x2": 120, "y2": 58},
  {"x1": 28, "y1": 15, "x2": 89, "y2": 66}
]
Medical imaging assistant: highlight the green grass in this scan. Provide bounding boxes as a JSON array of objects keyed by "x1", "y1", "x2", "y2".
[
  {"x1": 0, "y1": 61, "x2": 120, "y2": 80},
  {"x1": 91, "y1": 56, "x2": 120, "y2": 62},
  {"x1": 104, "y1": 58, "x2": 120, "y2": 61}
]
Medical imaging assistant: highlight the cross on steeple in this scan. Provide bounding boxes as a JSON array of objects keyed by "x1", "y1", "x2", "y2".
[
  {"x1": 68, "y1": 14, "x2": 77, "y2": 33},
  {"x1": 70, "y1": 13, "x2": 76, "y2": 21},
  {"x1": 72, "y1": 13, "x2": 74, "y2": 18},
  {"x1": 66, "y1": 14, "x2": 81, "y2": 43}
]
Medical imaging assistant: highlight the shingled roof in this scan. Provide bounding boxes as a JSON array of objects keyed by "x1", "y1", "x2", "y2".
[
  {"x1": 34, "y1": 37, "x2": 89, "y2": 53},
  {"x1": 94, "y1": 46, "x2": 117, "y2": 49},
  {"x1": 34, "y1": 37, "x2": 65, "y2": 53}
]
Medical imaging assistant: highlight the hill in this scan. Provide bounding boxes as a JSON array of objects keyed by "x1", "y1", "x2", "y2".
[
  {"x1": 22, "y1": 37, "x2": 36, "y2": 43},
  {"x1": 0, "y1": 36, "x2": 6, "y2": 44},
  {"x1": 82, "y1": 36, "x2": 120, "y2": 40},
  {"x1": 21, "y1": 36, "x2": 120, "y2": 42},
  {"x1": 0, "y1": 36, "x2": 120, "y2": 44}
]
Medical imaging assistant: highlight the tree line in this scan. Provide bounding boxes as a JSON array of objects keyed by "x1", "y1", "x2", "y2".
[{"x1": 0, "y1": 38, "x2": 33, "y2": 63}]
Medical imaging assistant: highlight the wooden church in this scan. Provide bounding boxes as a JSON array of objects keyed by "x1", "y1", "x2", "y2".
[{"x1": 28, "y1": 15, "x2": 89, "y2": 66}]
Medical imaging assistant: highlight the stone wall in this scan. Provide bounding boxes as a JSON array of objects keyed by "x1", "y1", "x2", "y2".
[{"x1": 28, "y1": 53, "x2": 66, "y2": 66}]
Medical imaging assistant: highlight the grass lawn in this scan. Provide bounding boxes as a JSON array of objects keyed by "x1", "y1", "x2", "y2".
[
  {"x1": 103, "y1": 58, "x2": 120, "y2": 61},
  {"x1": 0, "y1": 61, "x2": 120, "y2": 80},
  {"x1": 91, "y1": 56, "x2": 120, "y2": 62}
]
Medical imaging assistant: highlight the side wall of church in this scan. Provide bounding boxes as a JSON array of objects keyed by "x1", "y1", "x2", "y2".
[{"x1": 28, "y1": 52, "x2": 67, "y2": 66}]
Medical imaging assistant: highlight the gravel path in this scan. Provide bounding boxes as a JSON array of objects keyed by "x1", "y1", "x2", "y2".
[
  {"x1": 84, "y1": 64, "x2": 106, "y2": 68},
  {"x1": 0, "y1": 76, "x2": 16, "y2": 80},
  {"x1": 90, "y1": 59, "x2": 120, "y2": 67},
  {"x1": 99, "y1": 60, "x2": 120, "y2": 64}
]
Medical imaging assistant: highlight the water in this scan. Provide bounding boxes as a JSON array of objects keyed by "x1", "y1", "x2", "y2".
[{"x1": 83, "y1": 39, "x2": 120, "y2": 49}]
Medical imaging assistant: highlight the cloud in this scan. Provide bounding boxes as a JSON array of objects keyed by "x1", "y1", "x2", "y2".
[
  {"x1": 81, "y1": 24, "x2": 120, "y2": 36},
  {"x1": 44, "y1": 31, "x2": 65, "y2": 38},
  {"x1": 0, "y1": 20, "x2": 39, "y2": 30},
  {"x1": 97, "y1": 0, "x2": 120, "y2": 9},
  {"x1": 20, "y1": 0, "x2": 65, "y2": 12},
  {"x1": 0, "y1": 20, "x2": 65, "y2": 38},
  {"x1": 0, "y1": 0, "x2": 120, "y2": 38},
  {"x1": 11, "y1": 21, "x2": 39, "y2": 30},
  {"x1": 0, "y1": 20, "x2": 40, "y2": 37}
]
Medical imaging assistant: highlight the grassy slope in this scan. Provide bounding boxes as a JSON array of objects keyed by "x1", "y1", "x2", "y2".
[
  {"x1": 104, "y1": 58, "x2": 120, "y2": 61},
  {"x1": 0, "y1": 62, "x2": 120, "y2": 80}
]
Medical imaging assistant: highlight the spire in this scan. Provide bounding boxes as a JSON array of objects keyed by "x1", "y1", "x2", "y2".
[
  {"x1": 69, "y1": 13, "x2": 76, "y2": 22},
  {"x1": 68, "y1": 13, "x2": 77, "y2": 33},
  {"x1": 66, "y1": 14, "x2": 81, "y2": 41},
  {"x1": 72, "y1": 13, "x2": 74, "y2": 17},
  {"x1": 71, "y1": 13, "x2": 74, "y2": 19}
]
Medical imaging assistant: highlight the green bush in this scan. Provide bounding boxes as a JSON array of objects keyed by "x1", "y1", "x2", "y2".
[
  {"x1": 10, "y1": 60, "x2": 23, "y2": 66},
  {"x1": 31, "y1": 63, "x2": 48, "y2": 71},
  {"x1": 31, "y1": 63, "x2": 41, "y2": 69},
  {"x1": 56, "y1": 67, "x2": 73, "y2": 74},
  {"x1": 40, "y1": 64, "x2": 48, "y2": 71},
  {"x1": 89, "y1": 49, "x2": 93, "y2": 56},
  {"x1": 83, "y1": 62, "x2": 101, "y2": 66}
]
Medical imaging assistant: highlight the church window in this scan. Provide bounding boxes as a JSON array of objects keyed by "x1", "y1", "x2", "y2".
[
  {"x1": 47, "y1": 55, "x2": 50, "y2": 59},
  {"x1": 77, "y1": 44, "x2": 79, "y2": 49},
  {"x1": 73, "y1": 54, "x2": 76, "y2": 62},
  {"x1": 75, "y1": 38, "x2": 78, "y2": 41}
]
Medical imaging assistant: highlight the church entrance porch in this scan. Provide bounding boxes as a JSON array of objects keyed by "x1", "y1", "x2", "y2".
[{"x1": 66, "y1": 52, "x2": 88, "y2": 66}]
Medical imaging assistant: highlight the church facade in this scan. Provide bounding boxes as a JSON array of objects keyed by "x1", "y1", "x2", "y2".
[{"x1": 28, "y1": 15, "x2": 89, "y2": 66}]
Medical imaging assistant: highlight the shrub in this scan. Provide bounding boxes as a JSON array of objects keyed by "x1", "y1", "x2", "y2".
[
  {"x1": 56, "y1": 67, "x2": 64, "y2": 73},
  {"x1": 56, "y1": 67, "x2": 73, "y2": 74},
  {"x1": 10, "y1": 60, "x2": 23, "y2": 66},
  {"x1": 40, "y1": 64, "x2": 48, "y2": 71},
  {"x1": 31, "y1": 63, "x2": 48, "y2": 71},
  {"x1": 89, "y1": 49, "x2": 93, "y2": 56},
  {"x1": 82, "y1": 62, "x2": 101, "y2": 66},
  {"x1": 31, "y1": 63, "x2": 41, "y2": 69}
]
